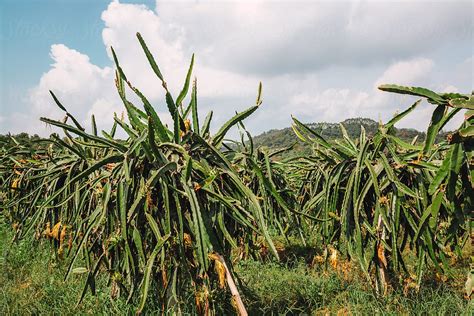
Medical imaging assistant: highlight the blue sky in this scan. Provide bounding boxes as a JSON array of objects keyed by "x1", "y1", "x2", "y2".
[
  {"x1": 0, "y1": 0, "x2": 472, "y2": 136},
  {"x1": 1, "y1": 0, "x2": 154, "y2": 118}
]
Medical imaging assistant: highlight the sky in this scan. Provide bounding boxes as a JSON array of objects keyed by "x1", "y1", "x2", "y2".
[{"x1": 0, "y1": 0, "x2": 472, "y2": 137}]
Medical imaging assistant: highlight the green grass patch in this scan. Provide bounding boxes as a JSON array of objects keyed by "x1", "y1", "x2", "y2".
[
  {"x1": 237, "y1": 259, "x2": 471, "y2": 315},
  {"x1": 1, "y1": 223, "x2": 472, "y2": 315},
  {"x1": 0, "y1": 222, "x2": 135, "y2": 315}
]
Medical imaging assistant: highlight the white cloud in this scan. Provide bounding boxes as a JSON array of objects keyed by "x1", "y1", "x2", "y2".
[
  {"x1": 16, "y1": 44, "x2": 117, "y2": 135},
  {"x1": 441, "y1": 85, "x2": 459, "y2": 93},
  {"x1": 101, "y1": 0, "x2": 260, "y2": 100},
  {"x1": 155, "y1": 0, "x2": 471, "y2": 75},
  {"x1": 84, "y1": 98, "x2": 123, "y2": 131},
  {"x1": 285, "y1": 58, "x2": 437, "y2": 127},
  {"x1": 289, "y1": 89, "x2": 370, "y2": 122},
  {"x1": 374, "y1": 58, "x2": 434, "y2": 88}
]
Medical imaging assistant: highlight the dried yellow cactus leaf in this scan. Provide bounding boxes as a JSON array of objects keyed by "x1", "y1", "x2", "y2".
[
  {"x1": 379, "y1": 196, "x2": 389, "y2": 205},
  {"x1": 194, "y1": 182, "x2": 201, "y2": 191},
  {"x1": 465, "y1": 267, "x2": 473, "y2": 299},
  {"x1": 184, "y1": 233, "x2": 192, "y2": 248},
  {"x1": 11, "y1": 178, "x2": 20, "y2": 189},
  {"x1": 184, "y1": 119, "x2": 191, "y2": 132},
  {"x1": 377, "y1": 243, "x2": 388, "y2": 269},
  {"x1": 51, "y1": 222, "x2": 62, "y2": 240},
  {"x1": 312, "y1": 255, "x2": 325, "y2": 265},
  {"x1": 215, "y1": 259, "x2": 226, "y2": 289},
  {"x1": 208, "y1": 252, "x2": 227, "y2": 288},
  {"x1": 58, "y1": 246, "x2": 64, "y2": 258},
  {"x1": 60, "y1": 225, "x2": 67, "y2": 246},
  {"x1": 43, "y1": 222, "x2": 52, "y2": 238},
  {"x1": 329, "y1": 247, "x2": 338, "y2": 269}
]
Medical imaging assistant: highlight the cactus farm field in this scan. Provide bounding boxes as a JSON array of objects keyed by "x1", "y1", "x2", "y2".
[{"x1": 1, "y1": 33, "x2": 473, "y2": 315}]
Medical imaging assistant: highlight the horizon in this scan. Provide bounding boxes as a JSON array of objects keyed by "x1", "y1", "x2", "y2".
[
  {"x1": 0, "y1": 115, "x2": 448, "y2": 139},
  {"x1": 1, "y1": 0, "x2": 472, "y2": 137}
]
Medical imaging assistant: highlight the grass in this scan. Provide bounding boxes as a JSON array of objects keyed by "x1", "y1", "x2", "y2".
[
  {"x1": 1, "y1": 221, "x2": 472, "y2": 315},
  {"x1": 238, "y1": 259, "x2": 471, "y2": 315},
  {"x1": 0, "y1": 220, "x2": 137, "y2": 315}
]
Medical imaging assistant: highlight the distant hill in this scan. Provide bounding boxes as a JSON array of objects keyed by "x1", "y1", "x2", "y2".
[
  {"x1": 252, "y1": 117, "x2": 429, "y2": 156},
  {"x1": 1, "y1": 118, "x2": 445, "y2": 157}
]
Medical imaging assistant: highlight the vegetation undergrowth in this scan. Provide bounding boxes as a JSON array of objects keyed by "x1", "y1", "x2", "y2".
[
  {"x1": 0, "y1": 219, "x2": 135, "y2": 315},
  {"x1": 1, "y1": 222, "x2": 471, "y2": 315}
]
